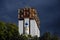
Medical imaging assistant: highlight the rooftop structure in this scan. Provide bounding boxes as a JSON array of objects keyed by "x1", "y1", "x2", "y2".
[{"x1": 18, "y1": 7, "x2": 40, "y2": 28}]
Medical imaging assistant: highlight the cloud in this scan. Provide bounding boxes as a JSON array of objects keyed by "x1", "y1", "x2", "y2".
[
  {"x1": 27, "y1": 0, "x2": 58, "y2": 7},
  {"x1": 0, "y1": 0, "x2": 60, "y2": 36}
]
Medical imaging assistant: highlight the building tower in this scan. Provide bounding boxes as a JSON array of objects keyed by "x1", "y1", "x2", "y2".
[{"x1": 18, "y1": 7, "x2": 40, "y2": 37}]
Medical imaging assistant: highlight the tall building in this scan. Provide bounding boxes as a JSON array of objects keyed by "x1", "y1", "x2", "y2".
[{"x1": 18, "y1": 7, "x2": 40, "y2": 37}]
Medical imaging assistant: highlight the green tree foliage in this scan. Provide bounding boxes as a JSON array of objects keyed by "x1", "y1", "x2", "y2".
[
  {"x1": 40, "y1": 32, "x2": 59, "y2": 40},
  {"x1": 0, "y1": 21, "x2": 59, "y2": 40},
  {"x1": 0, "y1": 22, "x2": 19, "y2": 40},
  {"x1": 32, "y1": 35, "x2": 39, "y2": 40},
  {"x1": 51, "y1": 34, "x2": 58, "y2": 40},
  {"x1": 40, "y1": 32, "x2": 51, "y2": 40}
]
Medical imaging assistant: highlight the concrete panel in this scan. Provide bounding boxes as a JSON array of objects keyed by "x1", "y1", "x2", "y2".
[
  {"x1": 24, "y1": 18, "x2": 29, "y2": 34},
  {"x1": 18, "y1": 20, "x2": 23, "y2": 35},
  {"x1": 30, "y1": 20, "x2": 40, "y2": 37}
]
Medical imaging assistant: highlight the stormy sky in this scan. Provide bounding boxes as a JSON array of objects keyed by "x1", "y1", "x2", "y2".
[{"x1": 0, "y1": 0, "x2": 60, "y2": 36}]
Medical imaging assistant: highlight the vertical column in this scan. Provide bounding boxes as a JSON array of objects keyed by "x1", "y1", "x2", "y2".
[
  {"x1": 24, "y1": 18, "x2": 29, "y2": 34},
  {"x1": 18, "y1": 20, "x2": 23, "y2": 35}
]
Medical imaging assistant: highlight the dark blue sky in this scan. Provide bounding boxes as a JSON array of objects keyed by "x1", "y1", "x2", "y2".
[{"x1": 0, "y1": 0, "x2": 60, "y2": 36}]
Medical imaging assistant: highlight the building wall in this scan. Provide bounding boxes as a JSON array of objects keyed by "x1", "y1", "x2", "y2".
[
  {"x1": 18, "y1": 20, "x2": 23, "y2": 35},
  {"x1": 18, "y1": 8, "x2": 40, "y2": 37},
  {"x1": 30, "y1": 20, "x2": 40, "y2": 37},
  {"x1": 18, "y1": 19, "x2": 40, "y2": 37}
]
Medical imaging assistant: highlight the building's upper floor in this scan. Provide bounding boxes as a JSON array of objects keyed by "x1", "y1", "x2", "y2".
[{"x1": 18, "y1": 7, "x2": 40, "y2": 28}]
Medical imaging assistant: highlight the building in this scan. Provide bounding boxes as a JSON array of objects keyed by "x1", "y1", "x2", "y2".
[{"x1": 18, "y1": 7, "x2": 40, "y2": 37}]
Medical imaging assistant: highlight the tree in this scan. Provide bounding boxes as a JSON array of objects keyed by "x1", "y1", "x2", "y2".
[
  {"x1": 40, "y1": 32, "x2": 51, "y2": 40},
  {"x1": 33, "y1": 35, "x2": 39, "y2": 40},
  {"x1": 0, "y1": 21, "x2": 7, "y2": 40},
  {"x1": 19, "y1": 34, "x2": 28, "y2": 40},
  {"x1": 6, "y1": 23, "x2": 19, "y2": 40},
  {"x1": 51, "y1": 34, "x2": 58, "y2": 40},
  {"x1": 0, "y1": 22, "x2": 20, "y2": 40}
]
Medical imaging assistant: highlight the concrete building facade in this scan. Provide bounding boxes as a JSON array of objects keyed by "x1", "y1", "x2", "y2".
[{"x1": 18, "y1": 7, "x2": 40, "y2": 37}]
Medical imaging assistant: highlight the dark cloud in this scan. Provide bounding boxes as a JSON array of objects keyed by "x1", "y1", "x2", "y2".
[{"x1": 0, "y1": 0, "x2": 60, "y2": 36}]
